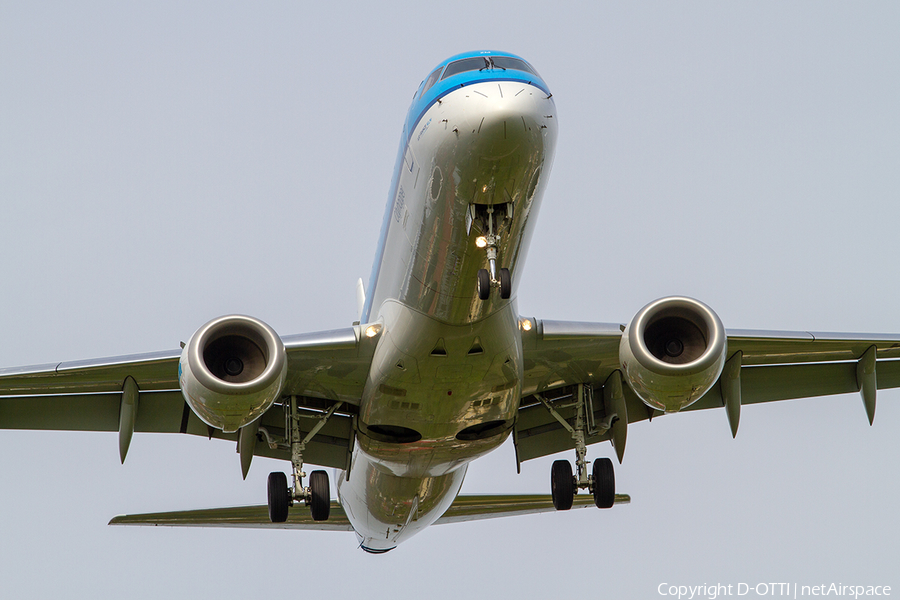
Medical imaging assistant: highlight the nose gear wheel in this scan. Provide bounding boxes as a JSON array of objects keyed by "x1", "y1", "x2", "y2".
[
  {"x1": 477, "y1": 269, "x2": 491, "y2": 300},
  {"x1": 499, "y1": 268, "x2": 511, "y2": 299}
]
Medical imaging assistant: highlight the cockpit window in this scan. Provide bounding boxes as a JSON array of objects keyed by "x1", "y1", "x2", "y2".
[
  {"x1": 441, "y1": 56, "x2": 539, "y2": 81},
  {"x1": 488, "y1": 56, "x2": 538, "y2": 76},
  {"x1": 441, "y1": 57, "x2": 486, "y2": 80},
  {"x1": 421, "y1": 66, "x2": 444, "y2": 95}
]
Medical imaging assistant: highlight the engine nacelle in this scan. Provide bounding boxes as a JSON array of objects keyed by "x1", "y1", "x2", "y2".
[
  {"x1": 179, "y1": 315, "x2": 287, "y2": 433},
  {"x1": 619, "y1": 297, "x2": 726, "y2": 413}
]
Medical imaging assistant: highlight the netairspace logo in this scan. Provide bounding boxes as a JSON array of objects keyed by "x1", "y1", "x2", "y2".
[{"x1": 657, "y1": 583, "x2": 892, "y2": 600}]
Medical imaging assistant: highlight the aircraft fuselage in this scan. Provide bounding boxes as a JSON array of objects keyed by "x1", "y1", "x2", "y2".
[{"x1": 336, "y1": 52, "x2": 557, "y2": 551}]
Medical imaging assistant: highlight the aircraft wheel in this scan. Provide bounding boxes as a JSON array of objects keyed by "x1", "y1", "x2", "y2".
[
  {"x1": 592, "y1": 457, "x2": 615, "y2": 509},
  {"x1": 309, "y1": 470, "x2": 331, "y2": 521},
  {"x1": 477, "y1": 269, "x2": 491, "y2": 300},
  {"x1": 267, "y1": 471, "x2": 290, "y2": 523},
  {"x1": 551, "y1": 459, "x2": 575, "y2": 511},
  {"x1": 499, "y1": 268, "x2": 511, "y2": 299}
]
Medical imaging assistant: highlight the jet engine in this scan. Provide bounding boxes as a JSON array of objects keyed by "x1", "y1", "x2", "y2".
[
  {"x1": 619, "y1": 297, "x2": 726, "y2": 413},
  {"x1": 179, "y1": 315, "x2": 287, "y2": 433}
]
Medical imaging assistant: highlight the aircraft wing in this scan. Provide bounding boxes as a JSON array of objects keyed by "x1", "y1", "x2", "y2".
[
  {"x1": 5, "y1": 316, "x2": 900, "y2": 472},
  {"x1": 108, "y1": 493, "x2": 631, "y2": 530},
  {"x1": 515, "y1": 319, "x2": 900, "y2": 464},
  {"x1": 0, "y1": 327, "x2": 371, "y2": 469}
]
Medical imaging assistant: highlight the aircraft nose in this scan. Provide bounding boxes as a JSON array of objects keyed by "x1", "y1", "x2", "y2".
[
  {"x1": 453, "y1": 82, "x2": 556, "y2": 160},
  {"x1": 432, "y1": 82, "x2": 557, "y2": 206}
]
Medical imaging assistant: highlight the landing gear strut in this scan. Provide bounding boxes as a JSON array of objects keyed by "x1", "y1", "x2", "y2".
[
  {"x1": 474, "y1": 205, "x2": 511, "y2": 301},
  {"x1": 267, "y1": 396, "x2": 341, "y2": 523},
  {"x1": 540, "y1": 384, "x2": 616, "y2": 510}
]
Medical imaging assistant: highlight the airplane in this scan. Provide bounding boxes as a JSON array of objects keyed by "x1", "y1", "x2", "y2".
[{"x1": 2, "y1": 49, "x2": 899, "y2": 553}]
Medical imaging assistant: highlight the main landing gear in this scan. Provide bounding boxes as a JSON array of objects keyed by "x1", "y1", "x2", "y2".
[
  {"x1": 267, "y1": 470, "x2": 330, "y2": 523},
  {"x1": 267, "y1": 396, "x2": 342, "y2": 523},
  {"x1": 550, "y1": 456, "x2": 615, "y2": 510},
  {"x1": 472, "y1": 203, "x2": 512, "y2": 301},
  {"x1": 540, "y1": 384, "x2": 616, "y2": 510}
]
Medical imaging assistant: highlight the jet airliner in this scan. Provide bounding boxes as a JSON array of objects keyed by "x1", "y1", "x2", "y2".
[{"x1": 2, "y1": 51, "x2": 899, "y2": 552}]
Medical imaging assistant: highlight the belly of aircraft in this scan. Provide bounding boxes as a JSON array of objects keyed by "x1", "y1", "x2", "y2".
[
  {"x1": 339, "y1": 297, "x2": 525, "y2": 550},
  {"x1": 337, "y1": 451, "x2": 469, "y2": 552}
]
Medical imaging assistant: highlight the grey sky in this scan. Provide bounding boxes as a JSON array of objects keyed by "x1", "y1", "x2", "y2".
[{"x1": 2, "y1": 2, "x2": 899, "y2": 598}]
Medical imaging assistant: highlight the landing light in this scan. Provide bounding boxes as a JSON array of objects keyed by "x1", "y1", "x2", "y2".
[
  {"x1": 475, "y1": 236, "x2": 487, "y2": 248},
  {"x1": 365, "y1": 324, "x2": 382, "y2": 338},
  {"x1": 520, "y1": 319, "x2": 533, "y2": 331}
]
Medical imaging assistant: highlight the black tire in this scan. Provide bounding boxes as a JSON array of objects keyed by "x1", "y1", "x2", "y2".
[
  {"x1": 267, "y1": 471, "x2": 290, "y2": 523},
  {"x1": 592, "y1": 457, "x2": 615, "y2": 509},
  {"x1": 499, "y1": 268, "x2": 511, "y2": 299},
  {"x1": 477, "y1": 268, "x2": 491, "y2": 300},
  {"x1": 309, "y1": 470, "x2": 330, "y2": 521},
  {"x1": 550, "y1": 460, "x2": 575, "y2": 511}
]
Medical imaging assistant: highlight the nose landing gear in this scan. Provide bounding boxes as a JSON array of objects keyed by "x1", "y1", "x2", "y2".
[
  {"x1": 477, "y1": 266, "x2": 511, "y2": 301},
  {"x1": 473, "y1": 204, "x2": 512, "y2": 301}
]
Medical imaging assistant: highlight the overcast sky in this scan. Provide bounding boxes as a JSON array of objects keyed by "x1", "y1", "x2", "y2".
[{"x1": 2, "y1": 2, "x2": 900, "y2": 598}]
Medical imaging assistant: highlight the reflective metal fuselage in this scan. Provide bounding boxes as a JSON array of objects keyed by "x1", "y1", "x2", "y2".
[{"x1": 337, "y1": 53, "x2": 557, "y2": 551}]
